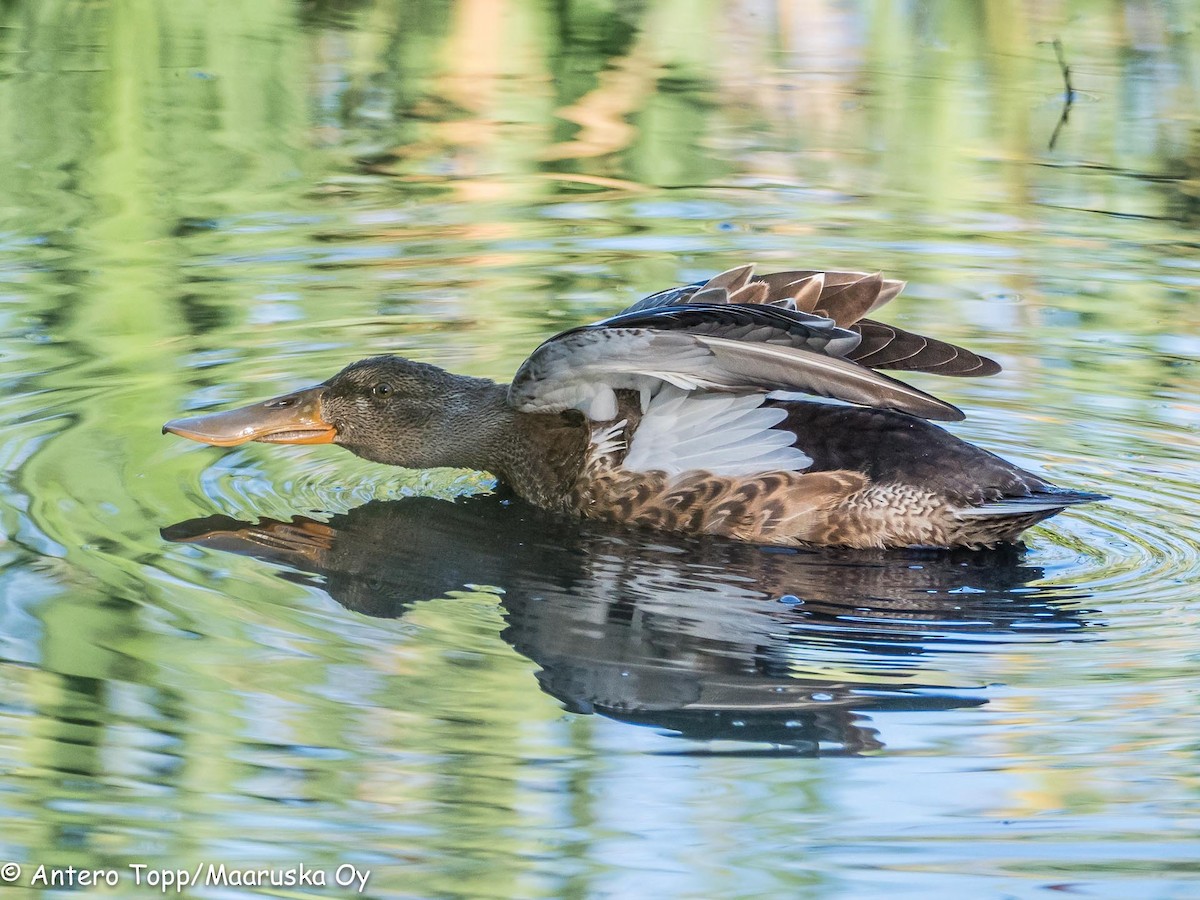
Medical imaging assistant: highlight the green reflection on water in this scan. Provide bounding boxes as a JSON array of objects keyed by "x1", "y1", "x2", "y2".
[{"x1": 0, "y1": 1, "x2": 1197, "y2": 898}]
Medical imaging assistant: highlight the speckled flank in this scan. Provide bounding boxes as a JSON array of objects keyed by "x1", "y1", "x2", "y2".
[
  {"x1": 572, "y1": 466, "x2": 870, "y2": 545},
  {"x1": 570, "y1": 466, "x2": 1065, "y2": 549}
]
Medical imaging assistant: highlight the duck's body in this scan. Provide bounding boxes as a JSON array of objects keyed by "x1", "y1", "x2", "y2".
[{"x1": 165, "y1": 266, "x2": 1102, "y2": 549}]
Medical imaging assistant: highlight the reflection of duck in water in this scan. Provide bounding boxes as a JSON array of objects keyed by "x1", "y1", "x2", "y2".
[
  {"x1": 164, "y1": 495, "x2": 1095, "y2": 753},
  {"x1": 164, "y1": 266, "x2": 1103, "y2": 549}
]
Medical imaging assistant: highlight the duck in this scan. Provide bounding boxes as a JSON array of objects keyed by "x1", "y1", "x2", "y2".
[{"x1": 164, "y1": 265, "x2": 1104, "y2": 549}]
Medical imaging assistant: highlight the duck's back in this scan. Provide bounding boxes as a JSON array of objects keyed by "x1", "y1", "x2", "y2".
[
  {"x1": 765, "y1": 400, "x2": 1047, "y2": 504},
  {"x1": 566, "y1": 392, "x2": 1093, "y2": 549}
]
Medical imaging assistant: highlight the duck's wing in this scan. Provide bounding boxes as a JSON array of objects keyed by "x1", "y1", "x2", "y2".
[
  {"x1": 620, "y1": 266, "x2": 1000, "y2": 378},
  {"x1": 508, "y1": 284, "x2": 964, "y2": 422}
]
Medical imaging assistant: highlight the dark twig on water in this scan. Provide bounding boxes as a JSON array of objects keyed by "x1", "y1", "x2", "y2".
[{"x1": 1047, "y1": 38, "x2": 1075, "y2": 151}]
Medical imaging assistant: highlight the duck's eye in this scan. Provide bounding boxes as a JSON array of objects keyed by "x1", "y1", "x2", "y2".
[{"x1": 371, "y1": 383, "x2": 393, "y2": 398}]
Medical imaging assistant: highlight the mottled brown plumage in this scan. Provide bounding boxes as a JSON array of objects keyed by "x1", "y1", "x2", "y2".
[
  {"x1": 555, "y1": 389, "x2": 1075, "y2": 548},
  {"x1": 164, "y1": 265, "x2": 1103, "y2": 549}
]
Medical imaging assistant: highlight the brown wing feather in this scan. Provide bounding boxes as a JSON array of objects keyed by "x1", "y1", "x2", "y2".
[
  {"x1": 813, "y1": 272, "x2": 884, "y2": 328},
  {"x1": 752, "y1": 270, "x2": 904, "y2": 322},
  {"x1": 624, "y1": 267, "x2": 1001, "y2": 378},
  {"x1": 848, "y1": 320, "x2": 1001, "y2": 377},
  {"x1": 729, "y1": 281, "x2": 769, "y2": 304}
]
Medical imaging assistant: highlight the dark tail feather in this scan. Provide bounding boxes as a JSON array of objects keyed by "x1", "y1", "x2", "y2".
[
  {"x1": 958, "y1": 489, "x2": 1108, "y2": 518},
  {"x1": 952, "y1": 489, "x2": 1106, "y2": 547}
]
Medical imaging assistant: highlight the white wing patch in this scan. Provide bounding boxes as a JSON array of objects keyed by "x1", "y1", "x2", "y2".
[{"x1": 623, "y1": 387, "x2": 812, "y2": 477}]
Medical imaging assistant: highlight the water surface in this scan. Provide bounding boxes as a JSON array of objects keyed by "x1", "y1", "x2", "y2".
[{"x1": 0, "y1": 2, "x2": 1198, "y2": 898}]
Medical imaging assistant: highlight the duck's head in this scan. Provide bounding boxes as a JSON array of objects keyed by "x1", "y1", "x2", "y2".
[{"x1": 164, "y1": 356, "x2": 480, "y2": 468}]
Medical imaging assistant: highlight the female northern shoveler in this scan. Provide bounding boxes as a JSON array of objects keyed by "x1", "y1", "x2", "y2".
[{"x1": 164, "y1": 266, "x2": 1103, "y2": 549}]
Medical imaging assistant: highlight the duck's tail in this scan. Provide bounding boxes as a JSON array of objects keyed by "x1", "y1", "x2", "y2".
[
  {"x1": 953, "y1": 488, "x2": 1108, "y2": 546},
  {"x1": 958, "y1": 488, "x2": 1109, "y2": 517}
]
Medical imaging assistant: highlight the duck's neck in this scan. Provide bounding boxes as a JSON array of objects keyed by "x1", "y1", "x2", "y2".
[{"x1": 433, "y1": 378, "x2": 588, "y2": 510}]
